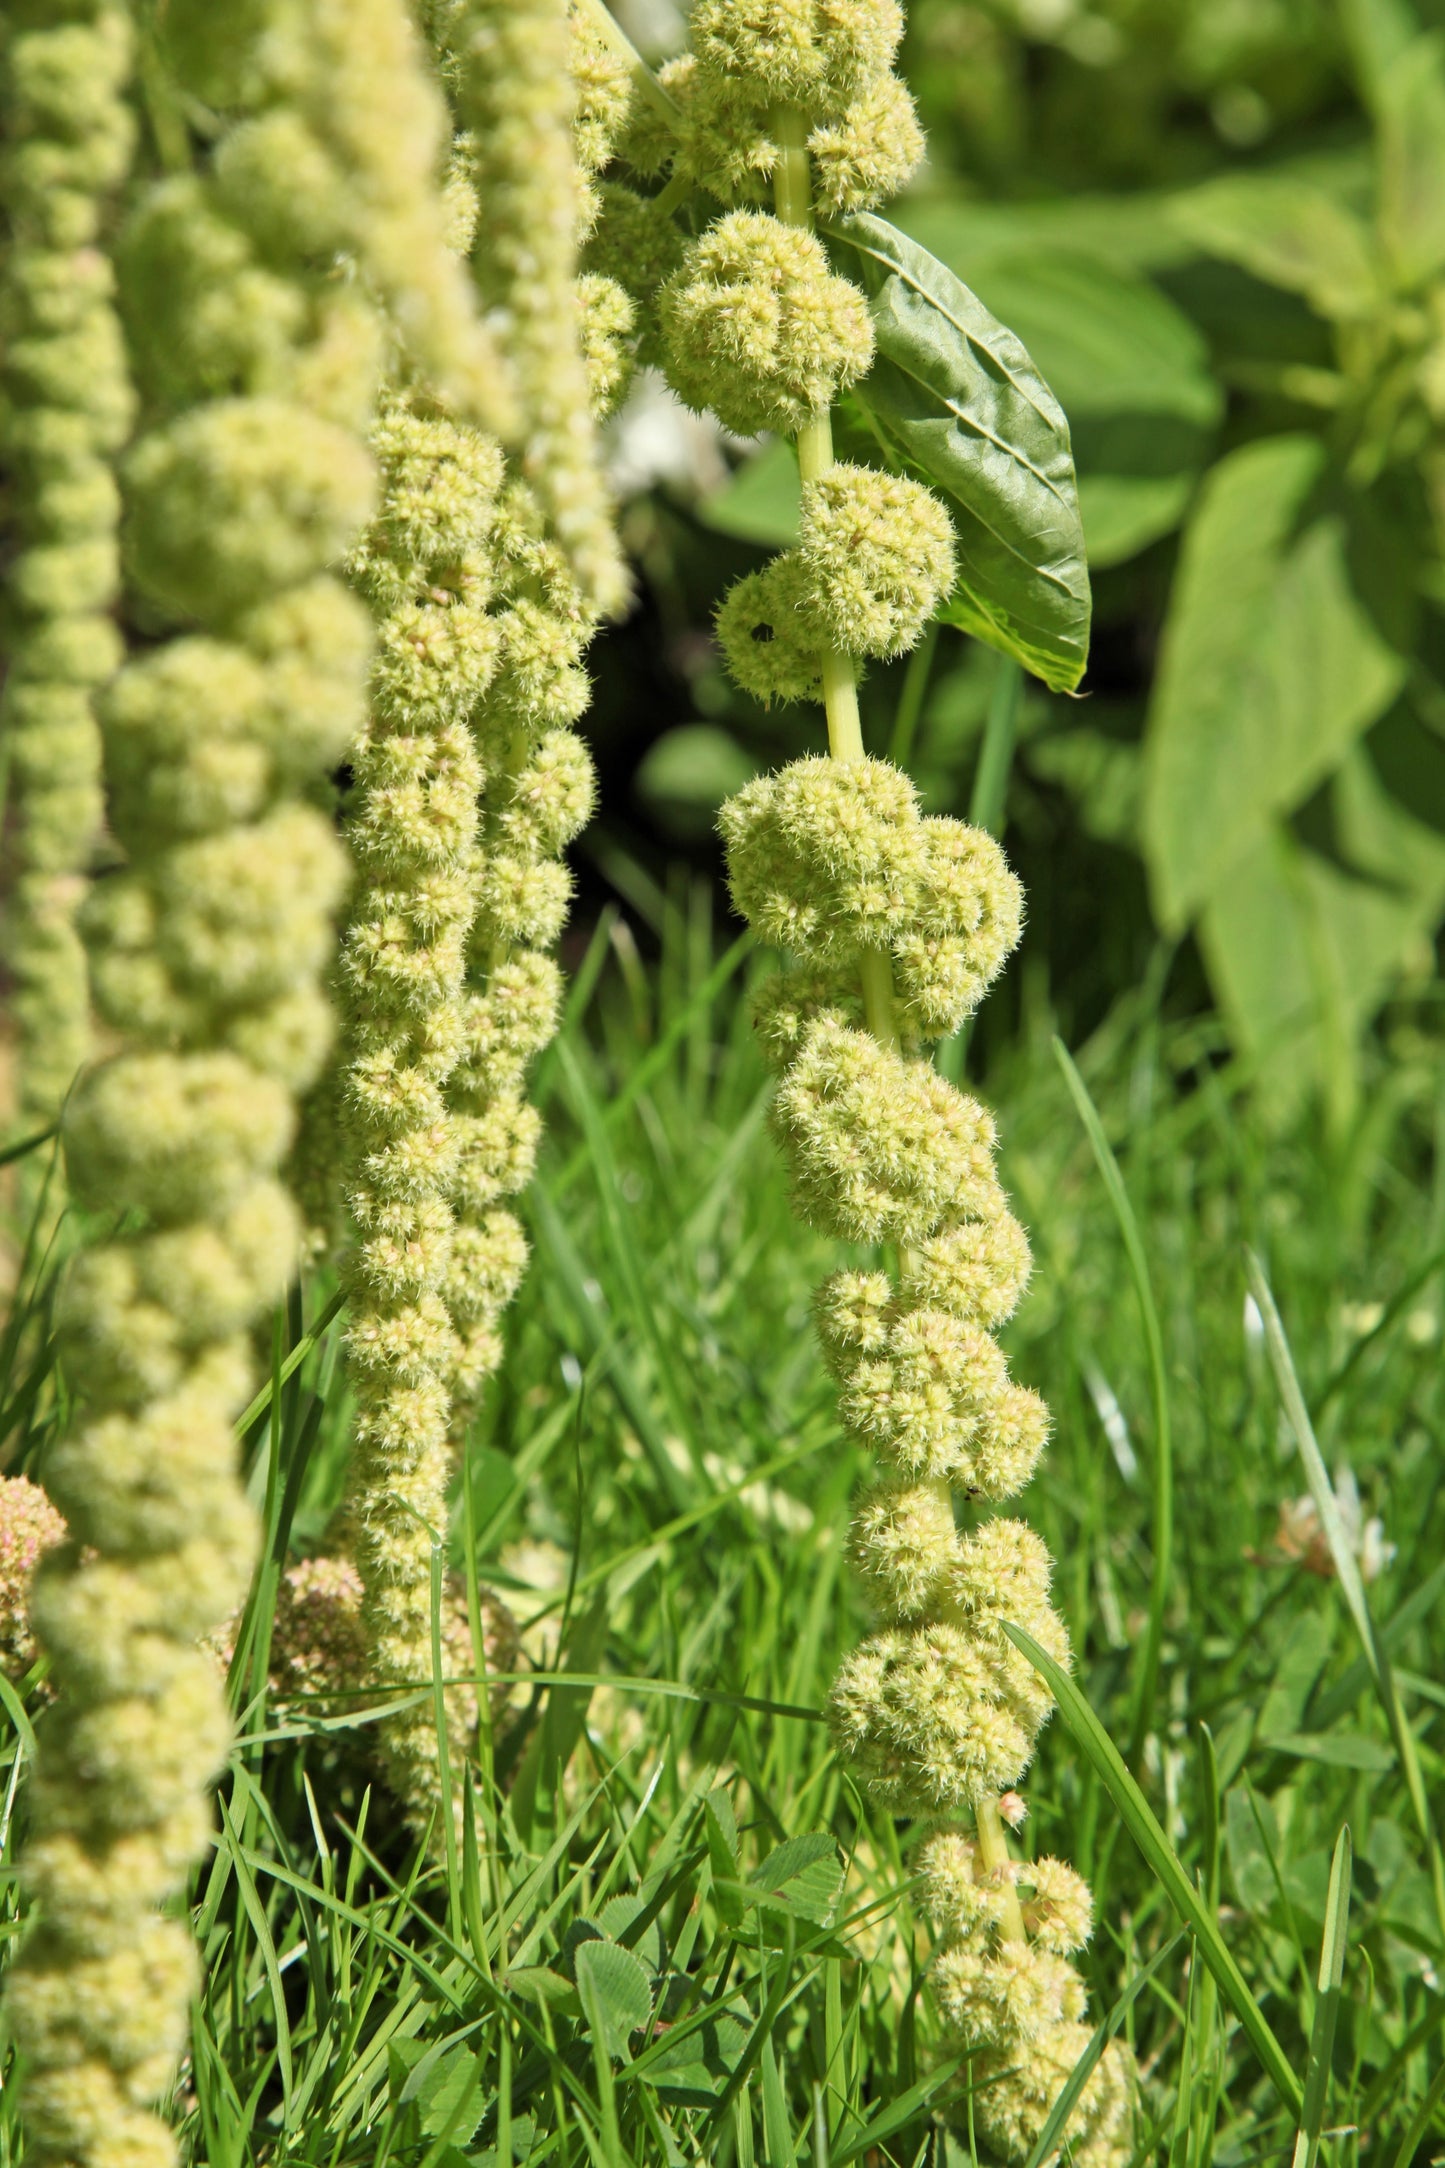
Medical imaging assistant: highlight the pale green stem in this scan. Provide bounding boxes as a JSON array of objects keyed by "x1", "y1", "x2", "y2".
[
  {"x1": 975, "y1": 1793, "x2": 1028, "y2": 1945},
  {"x1": 772, "y1": 103, "x2": 1027, "y2": 1922}
]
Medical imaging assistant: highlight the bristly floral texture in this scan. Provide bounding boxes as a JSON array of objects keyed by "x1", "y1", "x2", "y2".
[
  {"x1": 0, "y1": 0, "x2": 493, "y2": 2157},
  {"x1": 0, "y1": 0, "x2": 135, "y2": 1174},
  {"x1": 634, "y1": 0, "x2": 1140, "y2": 2155},
  {"x1": 334, "y1": 17, "x2": 626, "y2": 1838}
]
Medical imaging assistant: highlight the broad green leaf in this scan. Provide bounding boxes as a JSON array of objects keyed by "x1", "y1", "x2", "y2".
[
  {"x1": 1171, "y1": 174, "x2": 1378, "y2": 319},
  {"x1": 965, "y1": 251, "x2": 1222, "y2": 426},
  {"x1": 899, "y1": 190, "x2": 1198, "y2": 277},
  {"x1": 1198, "y1": 826, "x2": 1426, "y2": 1118},
  {"x1": 1144, "y1": 436, "x2": 1405, "y2": 929},
  {"x1": 1225, "y1": 1787, "x2": 1282, "y2": 1915},
  {"x1": 1292, "y1": 1829, "x2": 1353, "y2": 2168},
  {"x1": 596, "y1": 1893, "x2": 665, "y2": 1974},
  {"x1": 573, "y1": 1936, "x2": 653, "y2": 2061},
  {"x1": 1341, "y1": 0, "x2": 1423, "y2": 109},
  {"x1": 634, "y1": 725, "x2": 758, "y2": 835},
  {"x1": 1268, "y1": 1732, "x2": 1396, "y2": 1773},
  {"x1": 747, "y1": 1832, "x2": 843, "y2": 1924},
  {"x1": 1379, "y1": 34, "x2": 1445, "y2": 287},
  {"x1": 638, "y1": 2011, "x2": 750, "y2": 2102},
  {"x1": 963, "y1": 252, "x2": 1221, "y2": 566},
  {"x1": 698, "y1": 438, "x2": 800, "y2": 546},
  {"x1": 1004, "y1": 1621, "x2": 1304, "y2": 2119},
  {"x1": 827, "y1": 212, "x2": 1091, "y2": 694},
  {"x1": 1078, "y1": 470, "x2": 1197, "y2": 569}
]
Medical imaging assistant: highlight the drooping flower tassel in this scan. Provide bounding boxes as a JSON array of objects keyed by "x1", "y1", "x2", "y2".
[
  {"x1": 0, "y1": 0, "x2": 135, "y2": 1176},
  {"x1": 337, "y1": 21, "x2": 624, "y2": 1835},
  {"x1": 0, "y1": 0, "x2": 487, "y2": 2156},
  {"x1": 652, "y1": 1, "x2": 1139, "y2": 2154}
]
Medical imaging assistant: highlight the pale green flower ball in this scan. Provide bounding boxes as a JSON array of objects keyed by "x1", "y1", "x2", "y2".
[
  {"x1": 688, "y1": 0, "x2": 903, "y2": 117},
  {"x1": 809, "y1": 74, "x2": 925, "y2": 212},
  {"x1": 720, "y1": 753, "x2": 920, "y2": 957},
  {"x1": 661, "y1": 211, "x2": 873, "y2": 438},
  {"x1": 798, "y1": 464, "x2": 956, "y2": 658},
  {"x1": 715, "y1": 553, "x2": 826, "y2": 707}
]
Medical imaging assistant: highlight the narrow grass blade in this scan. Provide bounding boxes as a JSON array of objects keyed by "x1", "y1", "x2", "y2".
[
  {"x1": 1055, "y1": 1038, "x2": 1173, "y2": 1764},
  {"x1": 829, "y1": 2054, "x2": 965, "y2": 2165},
  {"x1": 0, "y1": 1123, "x2": 55, "y2": 1168},
  {"x1": 1022, "y1": 1933, "x2": 1185, "y2": 2168},
  {"x1": 1292, "y1": 1826, "x2": 1352, "y2": 2168},
  {"x1": 969, "y1": 651, "x2": 1022, "y2": 837},
  {"x1": 1246, "y1": 1251, "x2": 1445, "y2": 1943},
  {"x1": 548, "y1": 928, "x2": 754, "y2": 1200},
  {"x1": 1388, "y1": 2054, "x2": 1445, "y2": 2168},
  {"x1": 234, "y1": 1284, "x2": 345, "y2": 1438},
  {"x1": 1003, "y1": 1620, "x2": 1303, "y2": 2118},
  {"x1": 887, "y1": 619, "x2": 940, "y2": 770}
]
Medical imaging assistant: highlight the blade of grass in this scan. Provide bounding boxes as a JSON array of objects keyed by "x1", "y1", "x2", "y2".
[
  {"x1": 1003, "y1": 1620, "x2": 1303, "y2": 2119},
  {"x1": 234, "y1": 1284, "x2": 345, "y2": 1439},
  {"x1": 1388, "y1": 2054, "x2": 1445, "y2": 2168},
  {"x1": 1055, "y1": 1038, "x2": 1173, "y2": 1766},
  {"x1": 1022, "y1": 1933, "x2": 1185, "y2": 2168},
  {"x1": 885, "y1": 620, "x2": 940, "y2": 770},
  {"x1": 1246, "y1": 1250, "x2": 1445, "y2": 1943},
  {"x1": 0, "y1": 1123, "x2": 55, "y2": 1168},
  {"x1": 548, "y1": 928, "x2": 754, "y2": 1201},
  {"x1": 1291, "y1": 1826, "x2": 1352, "y2": 2168}
]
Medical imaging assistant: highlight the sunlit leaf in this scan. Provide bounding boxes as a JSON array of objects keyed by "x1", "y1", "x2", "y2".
[{"x1": 827, "y1": 212, "x2": 1091, "y2": 693}]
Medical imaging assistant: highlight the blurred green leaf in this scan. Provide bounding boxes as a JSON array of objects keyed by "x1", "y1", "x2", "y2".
[
  {"x1": 634, "y1": 725, "x2": 758, "y2": 835},
  {"x1": 966, "y1": 250, "x2": 1222, "y2": 425},
  {"x1": 638, "y1": 2011, "x2": 751, "y2": 2102},
  {"x1": 698, "y1": 438, "x2": 800, "y2": 547},
  {"x1": 1379, "y1": 33, "x2": 1445, "y2": 286},
  {"x1": 1268, "y1": 1733, "x2": 1396, "y2": 1772},
  {"x1": 574, "y1": 1937, "x2": 653, "y2": 2061},
  {"x1": 1198, "y1": 825, "x2": 1424, "y2": 1119},
  {"x1": 1144, "y1": 435, "x2": 1405, "y2": 928},
  {"x1": 827, "y1": 212, "x2": 1091, "y2": 693},
  {"x1": 1078, "y1": 469, "x2": 1198, "y2": 568},
  {"x1": 747, "y1": 1832, "x2": 842, "y2": 1925},
  {"x1": 1170, "y1": 173, "x2": 1379, "y2": 319},
  {"x1": 899, "y1": 190, "x2": 1197, "y2": 277},
  {"x1": 1341, "y1": 0, "x2": 1424, "y2": 109}
]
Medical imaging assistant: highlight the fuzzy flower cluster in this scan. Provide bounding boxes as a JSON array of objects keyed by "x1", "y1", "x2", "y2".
[
  {"x1": 725, "y1": 757, "x2": 1022, "y2": 1047},
  {"x1": 920, "y1": 1835, "x2": 1136, "y2": 2164},
  {"x1": 0, "y1": 0, "x2": 134, "y2": 1156},
  {"x1": 0, "y1": 0, "x2": 499, "y2": 2156},
  {"x1": 338, "y1": 394, "x2": 595, "y2": 1831},
  {"x1": 719, "y1": 761, "x2": 1062, "y2": 1816},
  {"x1": 444, "y1": 0, "x2": 630, "y2": 617},
  {"x1": 634, "y1": 0, "x2": 924, "y2": 212}
]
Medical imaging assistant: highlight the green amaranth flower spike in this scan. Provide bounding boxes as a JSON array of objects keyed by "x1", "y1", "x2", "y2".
[
  {"x1": 648, "y1": 2, "x2": 1141, "y2": 2156},
  {"x1": 335, "y1": 20, "x2": 621, "y2": 1835},
  {"x1": 0, "y1": 1, "x2": 485, "y2": 2157},
  {"x1": 445, "y1": 0, "x2": 629, "y2": 619},
  {"x1": 0, "y1": 0, "x2": 134, "y2": 1167}
]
